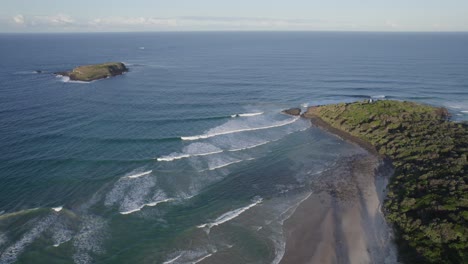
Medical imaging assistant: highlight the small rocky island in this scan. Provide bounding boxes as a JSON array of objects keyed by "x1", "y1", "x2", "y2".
[
  {"x1": 303, "y1": 100, "x2": 468, "y2": 264},
  {"x1": 56, "y1": 62, "x2": 128, "y2": 82}
]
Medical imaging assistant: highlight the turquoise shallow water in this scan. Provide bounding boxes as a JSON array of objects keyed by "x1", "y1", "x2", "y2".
[{"x1": 0, "y1": 32, "x2": 467, "y2": 263}]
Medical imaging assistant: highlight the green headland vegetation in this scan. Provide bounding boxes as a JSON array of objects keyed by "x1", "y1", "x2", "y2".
[
  {"x1": 303, "y1": 100, "x2": 468, "y2": 264},
  {"x1": 56, "y1": 62, "x2": 128, "y2": 82}
]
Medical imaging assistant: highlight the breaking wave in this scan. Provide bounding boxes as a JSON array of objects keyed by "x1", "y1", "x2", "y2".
[
  {"x1": 157, "y1": 150, "x2": 223, "y2": 162},
  {"x1": 193, "y1": 252, "x2": 215, "y2": 263},
  {"x1": 0, "y1": 215, "x2": 57, "y2": 264},
  {"x1": 181, "y1": 117, "x2": 300, "y2": 141},
  {"x1": 56, "y1": 75, "x2": 91, "y2": 84},
  {"x1": 125, "y1": 170, "x2": 152, "y2": 179},
  {"x1": 119, "y1": 198, "x2": 174, "y2": 215},
  {"x1": 162, "y1": 253, "x2": 183, "y2": 264},
  {"x1": 197, "y1": 198, "x2": 263, "y2": 231},
  {"x1": 227, "y1": 141, "x2": 270, "y2": 152},
  {"x1": 52, "y1": 206, "x2": 63, "y2": 212},
  {"x1": 231, "y1": 112, "x2": 264, "y2": 118},
  {"x1": 104, "y1": 169, "x2": 176, "y2": 215}
]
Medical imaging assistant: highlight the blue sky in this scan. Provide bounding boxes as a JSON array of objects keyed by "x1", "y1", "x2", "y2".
[{"x1": 1, "y1": 0, "x2": 467, "y2": 32}]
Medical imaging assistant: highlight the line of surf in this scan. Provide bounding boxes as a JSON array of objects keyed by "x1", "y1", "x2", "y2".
[
  {"x1": 181, "y1": 117, "x2": 299, "y2": 141},
  {"x1": 157, "y1": 141, "x2": 271, "y2": 162},
  {"x1": 228, "y1": 141, "x2": 270, "y2": 152},
  {"x1": 231, "y1": 112, "x2": 264, "y2": 118},
  {"x1": 193, "y1": 253, "x2": 214, "y2": 263},
  {"x1": 125, "y1": 170, "x2": 152, "y2": 179},
  {"x1": 162, "y1": 253, "x2": 183, "y2": 264},
  {"x1": 119, "y1": 198, "x2": 174, "y2": 215},
  {"x1": 56, "y1": 75, "x2": 91, "y2": 84},
  {"x1": 199, "y1": 159, "x2": 244, "y2": 172},
  {"x1": 197, "y1": 198, "x2": 263, "y2": 230},
  {"x1": 157, "y1": 150, "x2": 223, "y2": 162}
]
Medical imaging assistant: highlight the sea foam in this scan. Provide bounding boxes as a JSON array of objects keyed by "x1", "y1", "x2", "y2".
[
  {"x1": 126, "y1": 170, "x2": 152, "y2": 179},
  {"x1": 181, "y1": 117, "x2": 299, "y2": 141},
  {"x1": 0, "y1": 215, "x2": 57, "y2": 264},
  {"x1": 193, "y1": 252, "x2": 214, "y2": 263},
  {"x1": 157, "y1": 150, "x2": 223, "y2": 162},
  {"x1": 162, "y1": 253, "x2": 183, "y2": 264},
  {"x1": 52, "y1": 206, "x2": 63, "y2": 212},
  {"x1": 119, "y1": 198, "x2": 174, "y2": 215},
  {"x1": 231, "y1": 112, "x2": 264, "y2": 118},
  {"x1": 197, "y1": 198, "x2": 263, "y2": 230}
]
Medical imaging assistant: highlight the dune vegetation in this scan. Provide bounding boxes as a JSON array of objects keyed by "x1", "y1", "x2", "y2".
[{"x1": 303, "y1": 100, "x2": 468, "y2": 264}]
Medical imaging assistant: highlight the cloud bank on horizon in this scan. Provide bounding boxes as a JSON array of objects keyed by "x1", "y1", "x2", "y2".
[{"x1": 1, "y1": 0, "x2": 467, "y2": 32}]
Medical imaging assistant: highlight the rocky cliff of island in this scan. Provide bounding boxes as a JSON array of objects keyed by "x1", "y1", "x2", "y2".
[{"x1": 56, "y1": 62, "x2": 128, "y2": 82}]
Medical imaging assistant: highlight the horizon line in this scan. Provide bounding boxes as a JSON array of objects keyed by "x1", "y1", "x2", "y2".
[{"x1": 1, "y1": 30, "x2": 468, "y2": 34}]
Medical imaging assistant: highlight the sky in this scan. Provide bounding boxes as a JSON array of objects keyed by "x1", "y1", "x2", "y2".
[{"x1": 0, "y1": 0, "x2": 467, "y2": 32}]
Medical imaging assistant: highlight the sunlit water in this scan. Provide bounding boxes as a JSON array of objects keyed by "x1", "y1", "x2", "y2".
[{"x1": 0, "y1": 32, "x2": 467, "y2": 263}]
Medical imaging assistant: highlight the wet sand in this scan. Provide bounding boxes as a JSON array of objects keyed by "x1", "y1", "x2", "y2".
[{"x1": 280, "y1": 150, "x2": 398, "y2": 264}]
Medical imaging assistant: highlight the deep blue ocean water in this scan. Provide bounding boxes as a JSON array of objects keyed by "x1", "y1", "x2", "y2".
[{"x1": 0, "y1": 32, "x2": 467, "y2": 263}]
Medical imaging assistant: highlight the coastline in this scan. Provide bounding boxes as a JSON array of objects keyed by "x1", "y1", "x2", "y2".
[
  {"x1": 280, "y1": 118, "x2": 398, "y2": 264},
  {"x1": 300, "y1": 100, "x2": 468, "y2": 263},
  {"x1": 305, "y1": 114, "x2": 380, "y2": 157}
]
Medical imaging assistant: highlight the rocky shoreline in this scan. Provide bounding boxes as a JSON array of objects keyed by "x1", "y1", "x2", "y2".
[
  {"x1": 56, "y1": 62, "x2": 128, "y2": 82},
  {"x1": 300, "y1": 100, "x2": 468, "y2": 264}
]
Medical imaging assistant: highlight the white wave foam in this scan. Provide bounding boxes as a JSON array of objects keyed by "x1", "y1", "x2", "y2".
[
  {"x1": 231, "y1": 112, "x2": 264, "y2": 118},
  {"x1": 197, "y1": 198, "x2": 263, "y2": 230},
  {"x1": 181, "y1": 117, "x2": 299, "y2": 141},
  {"x1": 301, "y1": 103, "x2": 309, "y2": 108},
  {"x1": 371, "y1": 95, "x2": 386, "y2": 99},
  {"x1": 56, "y1": 74, "x2": 91, "y2": 84},
  {"x1": 119, "y1": 198, "x2": 174, "y2": 215},
  {"x1": 52, "y1": 206, "x2": 63, "y2": 212},
  {"x1": 126, "y1": 170, "x2": 152, "y2": 179},
  {"x1": 157, "y1": 150, "x2": 223, "y2": 162},
  {"x1": 105, "y1": 172, "x2": 157, "y2": 214},
  {"x1": 50, "y1": 220, "x2": 74, "y2": 248},
  {"x1": 461, "y1": 110, "x2": 468, "y2": 113},
  {"x1": 158, "y1": 142, "x2": 224, "y2": 161},
  {"x1": 202, "y1": 159, "x2": 243, "y2": 171},
  {"x1": 228, "y1": 141, "x2": 270, "y2": 152},
  {"x1": 0, "y1": 215, "x2": 56, "y2": 264},
  {"x1": 193, "y1": 253, "x2": 214, "y2": 263},
  {"x1": 0, "y1": 233, "x2": 6, "y2": 247},
  {"x1": 162, "y1": 253, "x2": 183, "y2": 264},
  {"x1": 72, "y1": 215, "x2": 107, "y2": 264}
]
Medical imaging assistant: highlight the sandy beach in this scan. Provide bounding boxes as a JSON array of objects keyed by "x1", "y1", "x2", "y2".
[{"x1": 280, "y1": 149, "x2": 399, "y2": 264}]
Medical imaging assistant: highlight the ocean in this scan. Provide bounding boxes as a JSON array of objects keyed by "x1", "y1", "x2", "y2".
[{"x1": 0, "y1": 32, "x2": 467, "y2": 264}]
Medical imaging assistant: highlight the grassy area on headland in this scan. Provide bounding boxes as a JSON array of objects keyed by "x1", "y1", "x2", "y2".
[
  {"x1": 57, "y1": 62, "x2": 128, "y2": 82},
  {"x1": 303, "y1": 100, "x2": 468, "y2": 264}
]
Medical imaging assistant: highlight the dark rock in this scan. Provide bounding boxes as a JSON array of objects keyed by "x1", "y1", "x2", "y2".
[{"x1": 282, "y1": 108, "x2": 301, "y2": 116}]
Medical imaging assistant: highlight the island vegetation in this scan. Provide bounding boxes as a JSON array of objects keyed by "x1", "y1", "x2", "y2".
[
  {"x1": 303, "y1": 100, "x2": 468, "y2": 264},
  {"x1": 56, "y1": 62, "x2": 128, "y2": 82}
]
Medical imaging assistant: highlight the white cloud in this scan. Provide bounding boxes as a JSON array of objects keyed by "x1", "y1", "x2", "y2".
[
  {"x1": 1, "y1": 14, "x2": 354, "y2": 32},
  {"x1": 89, "y1": 17, "x2": 178, "y2": 27},
  {"x1": 13, "y1": 14, "x2": 25, "y2": 24},
  {"x1": 32, "y1": 14, "x2": 75, "y2": 26}
]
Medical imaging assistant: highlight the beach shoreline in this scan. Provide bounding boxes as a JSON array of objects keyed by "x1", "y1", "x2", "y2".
[{"x1": 279, "y1": 127, "x2": 398, "y2": 264}]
